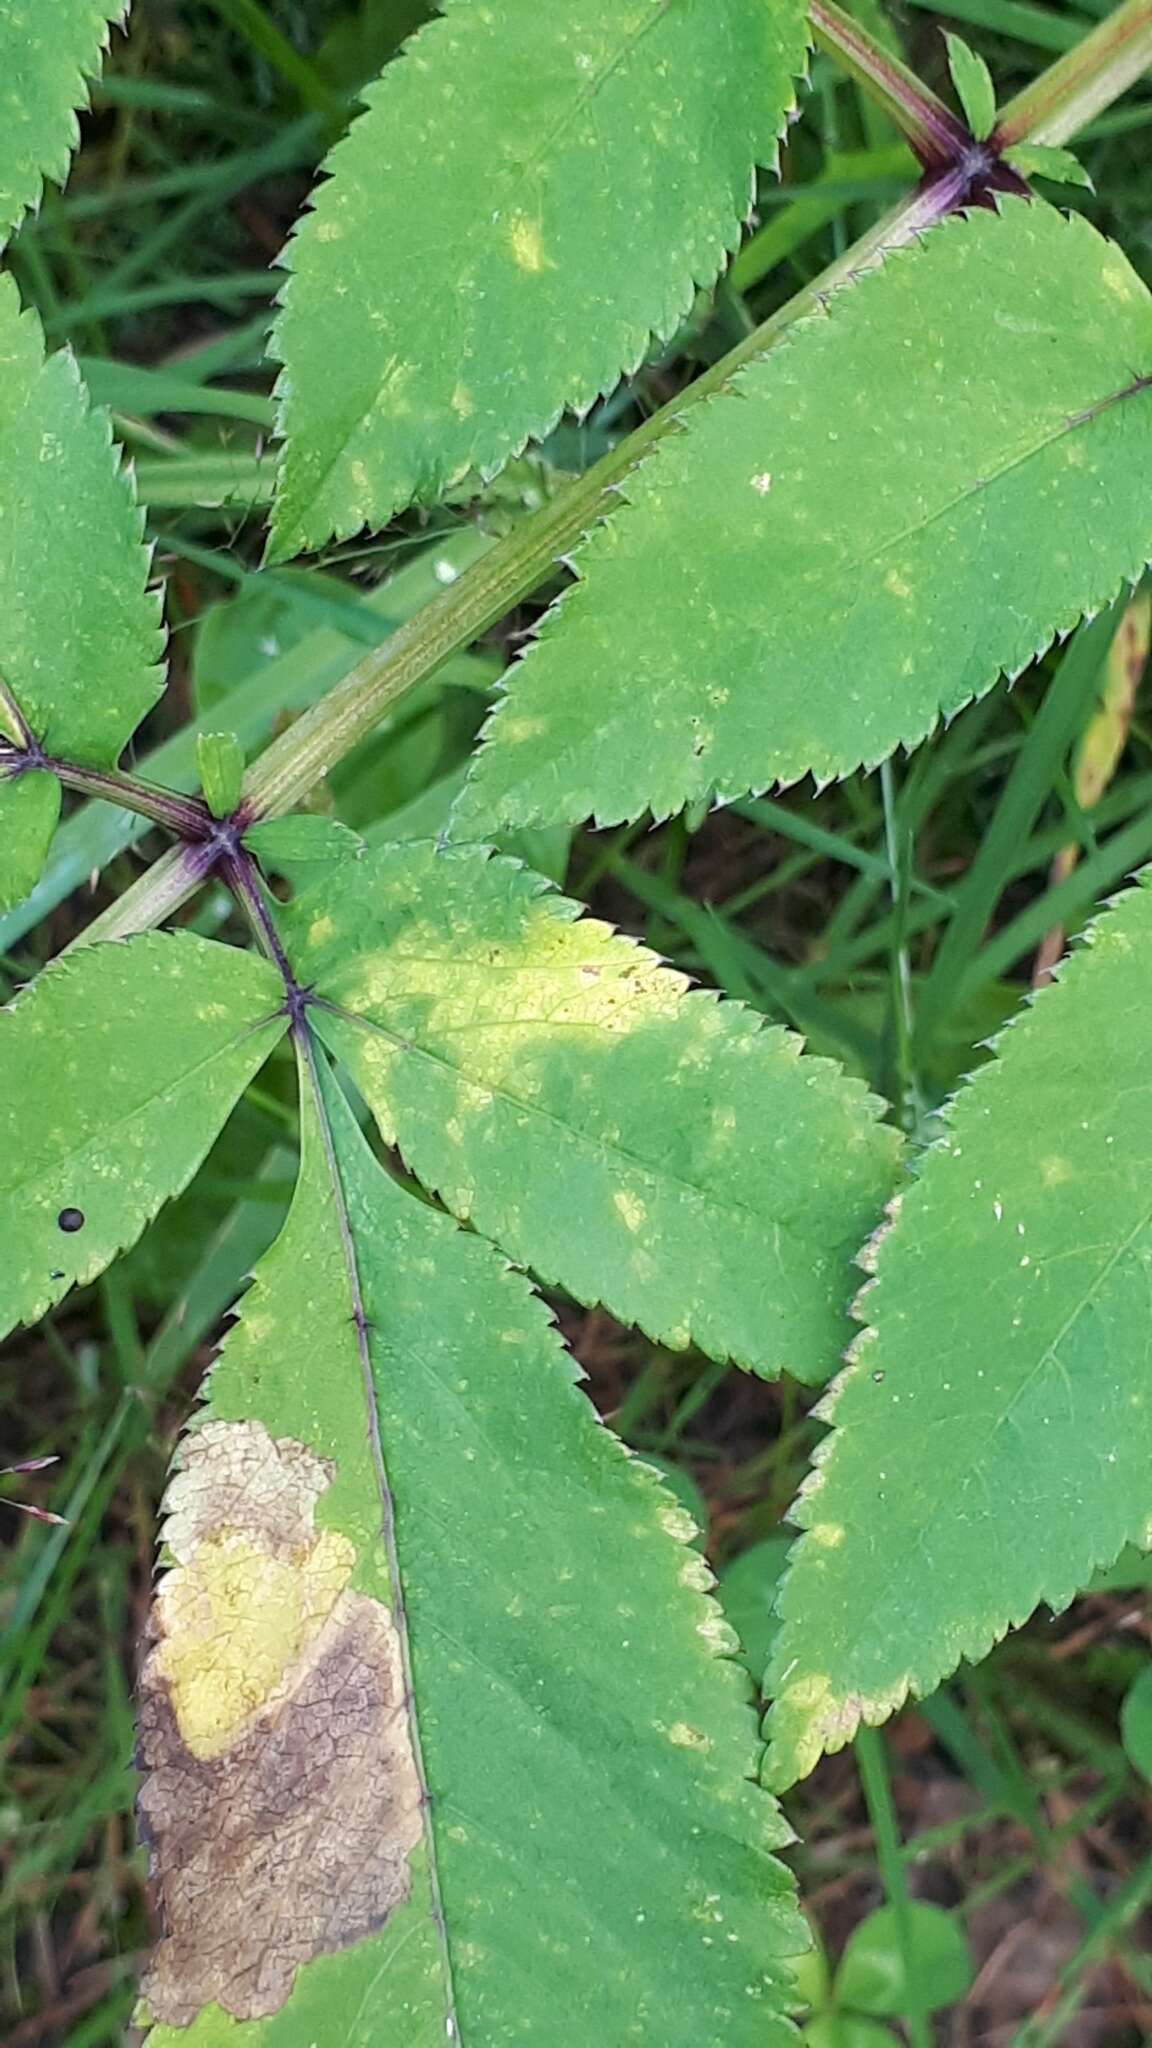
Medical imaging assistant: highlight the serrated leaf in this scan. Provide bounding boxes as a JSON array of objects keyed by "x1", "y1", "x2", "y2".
[
  {"x1": 269, "y1": 0, "x2": 808, "y2": 557},
  {"x1": 0, "y1": 770, "x2": 59, "y2": 915},
  {"x1": 453, "y1": 201, "x2": 1152, "y2": 839},
  {"x1": 0, "y1": 273, "x2": 162, "y2": 761},
  {"x1": 0, "y1": 271, "x2": 163, "y2": 907},
  {"x1": 0, "y1": 0, "x2": 124, "y2": 244},
  {"x1": 286, "y1": 840, "x2": 899, "y2": 1379},
  {"x1": 138, "y1": 1044, "x2": 804, "y2": 2044},
  {"x1": 245, "y1": 812, "x2": 365, "y2": 890},
  {"x1": 1084, "y1": 1543, "x2": 1152, "y2": 1594},
  {"x1": 0, "y1": 933, "x2": 286, "y2": 1345},
  {"x1": 764, "y1": 869, "x2": 1152, "y2": 1789},
  {"x1": 943, "y1": 32, "x2": 995, "y2": 139},
  {"x1": 1005, "y1": 142, "x2": 1094, "y2": 191},
  {"x1": 197, "y1": 730, "x2": 244, "y2": 819}
]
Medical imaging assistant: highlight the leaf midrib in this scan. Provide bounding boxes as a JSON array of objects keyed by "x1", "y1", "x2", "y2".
[
  {"x1": 851, "y1": 371, "x2": 1151, "y2": 574},
  {"x1": 299, "y1": 1038, "x2": 460, "y2": 2034},
  {"x1": 634, "y1": 370, "x2": 1151, "y2": 611}
]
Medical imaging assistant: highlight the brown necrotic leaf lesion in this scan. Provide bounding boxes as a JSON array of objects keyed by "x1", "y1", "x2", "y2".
[{"x1": 137, "y1": 1418, "x2": 422, "y2": 2025}]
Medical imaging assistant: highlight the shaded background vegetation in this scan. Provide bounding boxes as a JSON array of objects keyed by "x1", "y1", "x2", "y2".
[{"x1": 2, "y1": 0, "x2": 1152, "y2": 2040}]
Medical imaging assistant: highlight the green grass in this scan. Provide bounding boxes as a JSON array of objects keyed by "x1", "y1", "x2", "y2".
[{"x1": 2, "y1": 0, "x2": 1151, "y2": 2041}]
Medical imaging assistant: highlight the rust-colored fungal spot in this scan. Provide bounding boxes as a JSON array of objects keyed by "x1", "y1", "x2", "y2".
[{"x1": 137, "y1": 1418, "x2": 421, "y2": 2025}]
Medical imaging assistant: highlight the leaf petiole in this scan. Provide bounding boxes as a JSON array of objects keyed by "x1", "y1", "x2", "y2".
[{"x1": 809, "y1": 0, "x2": 968, "y2": 167}]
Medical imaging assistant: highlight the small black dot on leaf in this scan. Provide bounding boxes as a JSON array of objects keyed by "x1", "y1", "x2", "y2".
[
  {"x1": 49, "y1": 1269, "x2": 64, "y2": 1281},
  {"x1": 57, "y1": 1208, "x2": 85, "y2": 1234}
]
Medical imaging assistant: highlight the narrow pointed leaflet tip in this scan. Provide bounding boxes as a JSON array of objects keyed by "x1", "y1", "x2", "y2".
[
  {"x1": 0, "y1": 0, "x2": 127, "y2": 244},
  {"x1": 0, "y1": 272, "x2": 163, "y2": 912}
]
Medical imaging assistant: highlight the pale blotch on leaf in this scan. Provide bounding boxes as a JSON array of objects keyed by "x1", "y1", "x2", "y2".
[
  {"x1": 508, "y1": 213, "x2": 546, "y2": 273},
  {"x1": 765, "y1": 1672, "x2": 904, "y2": 1790},
  {"x1": 138, "y1": 1419, "x2": 421, "y2": 2026}
]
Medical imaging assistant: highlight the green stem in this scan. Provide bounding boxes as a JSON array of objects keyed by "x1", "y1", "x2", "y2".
[
  {"x1": 0, "y1": 739, "x2": 210, "y2": 838},
  {"x1": 48, "y1": 759, "x2": 210, "y2": 838},
  {"x1": 201, "y1": 0, "x2": 342, "y2": 120},
  {"x1": 79, "y1": 840, "x2": 219, "y2": 946},
  {"x1": 995, "y1": 0, "x2": 1152, "y2": 145},
  {"x1": 878, "y1": 758, "x2": 921, "y2": 1130},
  {"x1": 855, "y1": 1726, "x2": 932, "y2": 2048},
  {"x1": 809, "y1": 0, "x2": 968, "y2": 166},
  {"x1": 1, "y1": 667, "x2": 212, "y2": 838}
]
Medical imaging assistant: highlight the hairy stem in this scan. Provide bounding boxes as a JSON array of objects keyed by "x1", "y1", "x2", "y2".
[
  {"x1": 86, "y1": 0, "x2": 1149, "y2": 942},
  {"x1": 0, "y1": 740, "x2": 209, "y2": 837},
  {"x1": 0, "y1": 667, "x2": 210, "y2": 838},
  {"x1": 995, "y1": 0, "x2": 1152, "y2": 145},
  {"x1": 78, "y1": 840, "x2": 218, "y2": 947},
  {"x1": 809, "y1": 0, "x2": 967, "y2": 167}
]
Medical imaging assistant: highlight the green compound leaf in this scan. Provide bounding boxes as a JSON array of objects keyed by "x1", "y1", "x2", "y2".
[
  {"x1": 453, "y1": 200, "x2": 1152, "y2": 839},
  {"x1": 269, "y1": 0, "x2": 807, "y2": 557},
  {"x1": 0, "y1": 933, "x2": 286, "y2": 1345},
  {"x1": 138, "y1": 1046, "x2": 804, "y2": 2045},
  {"x1": 764, "y1": 869, "x2": 1152, "y2": 1790},
  {"x1": 0, "y1": 0, "x2": 125, "y2": 244},
  {"x1": 285, "y1": 841, "x2": 899, "y2": 1380},
  {"x1": 0, "y1": 272, "x2": 163, "y2": 906}
]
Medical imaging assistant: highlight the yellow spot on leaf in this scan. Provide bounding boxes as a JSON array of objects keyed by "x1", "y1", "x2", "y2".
[
  {"x1": 612, "y1": 1188, "x2": 647, "y2": 1234},
  {"x1": 154, "y1": 1523, "x2": 355, "y2": 1758},
  {"x1": 1040, "y1": 1155, "x2": 1073, "y2": 1186},
  {"x1": 659, "y1": 1503, "x2": 699, "y2": 1543},
  {"x1": 668, "y1": 1721, "x2": 712, "y2": 1752},
  {"x1": 508, "y1": 214, "x2": 546, "y2": 273}
]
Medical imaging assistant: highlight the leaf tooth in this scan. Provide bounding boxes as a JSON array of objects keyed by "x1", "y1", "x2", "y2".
[
  {"x1": 268, "y1": 0, "x2": 810, "y2": 556},
  {"x1": 765, "y1": 866, "x2": 1152, "y2": 1786}
]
